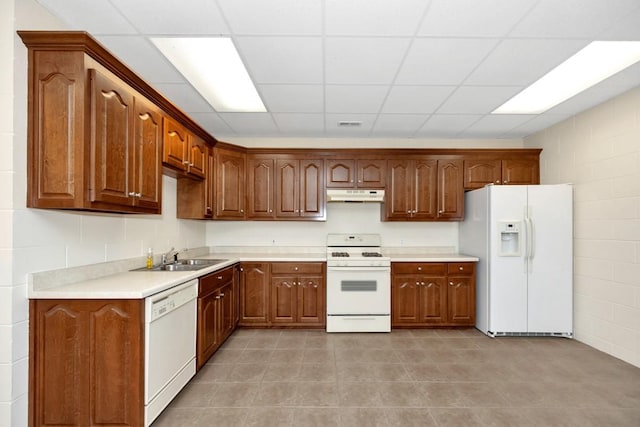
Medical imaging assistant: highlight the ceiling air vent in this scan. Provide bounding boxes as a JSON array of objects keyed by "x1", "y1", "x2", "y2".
[{"x1": 337, "y1": 121, "x2": 363, "y2": 127}]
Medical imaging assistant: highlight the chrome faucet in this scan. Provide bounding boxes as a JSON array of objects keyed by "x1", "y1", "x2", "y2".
[{"x1": 162, "y1": 247, "x2": 181, "y2": 264}]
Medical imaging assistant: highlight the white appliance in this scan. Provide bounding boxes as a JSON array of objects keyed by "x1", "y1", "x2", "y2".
[
  {"x1": 326, "y1": 189, "x2": 385, "y2": 202},
  {"x1": 326, "y1": 233, "x2": 391, "y2": 332},
  {"x1": 145, "y1": 279, "x2": 198, "y2": 425},
  {"x1": 459, "y1": 184, "x2": 573, "y2": 337}
]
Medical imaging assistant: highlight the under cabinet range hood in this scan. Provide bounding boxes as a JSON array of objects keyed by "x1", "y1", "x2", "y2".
[{"x1": 326, "y1": 189, "x2": 385, "y2": 202}]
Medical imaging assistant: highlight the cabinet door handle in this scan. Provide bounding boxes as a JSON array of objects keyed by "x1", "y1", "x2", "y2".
[
  {"x1": 294, "y1": 267, "x2": 298, "y2": 271},
  {"x1": 219, "y1": 293, "x2": 225, "y2": 297},
  {"x1": 417, "y1": 267, "x2": 422, "y2": 271},
  {"x1": 135, "y1": 192, "x2": 141, "y2": 197},
  {"x1": 449, "y1": 282, "x2": 454, "y2": 286},
  {"x1": 183, "y1": 160, "x2": 189, "y2": 165},
  {"x1": 421, "y1": 281, "x2": 426, "y2": 286},
  {"x1": 503, "y1": 180, "x2": 508, "y2": 184},
  {"x1": 459, "y1": 266, "x2": 464, "y2": 271},
  {"x1": 240, "y1": 209, "x2": 244, "y2": 213},
  {"x1": 128, "y1": 191, "x2": 136, "y2": 197},
  {"x1": 427, "y1": 282, "x2": 434, "y2": 288},
  {"x1": 217, "y1": 276, "x2": 223, "y2": 280},
  {"x1": 239, "y1": 267, "x2": 244, "y2": 272},
  {"x1": 400, "y1": 283, "x2": 408, "y2": 288},
  {"x1": 415, "y1": 281, "x2": 421, "y2": 286},
  {"x1": 495, "y1": 180, "x2": 500, "y2": 184},
  {"x1": 215, "y1": 295, "x2": 222, "y2": 299}
]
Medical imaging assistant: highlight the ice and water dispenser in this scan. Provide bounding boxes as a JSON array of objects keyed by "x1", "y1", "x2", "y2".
[{"x1": 498, "y1": 221, "x2": 521, "y2": 256}]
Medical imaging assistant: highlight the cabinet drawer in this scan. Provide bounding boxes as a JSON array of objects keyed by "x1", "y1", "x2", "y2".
[
  {"x1": 271, "y1": 262, "x2": 324, "y2": 275},
  {"x1": 447, "y1": 263, "x2": 475, "y2": 276},
  {"x1": 199, "y1": 266, "x2": 234, "y2": 296},
  {"x1": 392, "y1": 263, "x2": 446, "y2": 275}
]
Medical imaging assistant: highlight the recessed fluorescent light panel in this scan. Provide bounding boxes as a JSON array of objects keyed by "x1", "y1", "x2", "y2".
[
  {"x1": 493, "y1": 41, "x2": 640, "y2": 114},
  {"x1": 151, "y1": 37, "x2": 266, "y2": 112}
]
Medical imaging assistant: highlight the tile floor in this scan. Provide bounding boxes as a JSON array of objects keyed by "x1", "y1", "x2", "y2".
[{"x1": 152, "y1": 328, "x2": 640, "y2": 426}]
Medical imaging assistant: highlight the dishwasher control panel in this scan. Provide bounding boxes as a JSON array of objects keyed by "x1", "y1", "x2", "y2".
[{"x1": 147, "y1": 280, "x2": 198, "y2": 322}]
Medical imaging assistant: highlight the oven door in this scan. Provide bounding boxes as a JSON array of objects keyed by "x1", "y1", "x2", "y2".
[{"x1": 326, "y1": 266, "x2": 390, "y2": 315}]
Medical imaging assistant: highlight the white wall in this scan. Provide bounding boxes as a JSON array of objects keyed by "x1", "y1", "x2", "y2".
[
  {"x1": 207, "y1": 202, "x2": 458, "y2": 249},
  {"x1": 4, "y1": 1, "x2": 207, "y2": 426},
  {"x1": 525, "y1": 87, "x2": 640, "y2": 368}
]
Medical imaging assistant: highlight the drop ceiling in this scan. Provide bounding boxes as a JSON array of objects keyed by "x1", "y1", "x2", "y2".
[{"x1": 36, "y1": 0, "x2": 640, "y2": 140}]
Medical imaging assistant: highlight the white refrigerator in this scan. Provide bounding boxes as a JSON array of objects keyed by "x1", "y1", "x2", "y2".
[{"x1": 459, "y1": 184, "x2": 573, "y2": 337}]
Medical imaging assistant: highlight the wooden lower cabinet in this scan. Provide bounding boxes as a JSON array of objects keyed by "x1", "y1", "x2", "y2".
[
  {"x1": 197, "y1": 266, "x2": 236, "y2": 369},
  {"x1": 30, "y1": 299, "x2": 144, "y2": 427},
  {"x1": 392, "y1": 262, "x2": 475, "y2": 327},
  {"x1": 239, "y1": 262, "x2": 326, "y2": 328},
  {"x1": 270, "y1": 262, "x2": 325, "y2": 327},
  {"x1": 239, "y1": 262, "x2": 271, "y2": 326}
]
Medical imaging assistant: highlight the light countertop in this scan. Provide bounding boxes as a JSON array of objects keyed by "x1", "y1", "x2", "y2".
[{"x1": 29, "y1": 251, "x2": 478, "y2": 300}]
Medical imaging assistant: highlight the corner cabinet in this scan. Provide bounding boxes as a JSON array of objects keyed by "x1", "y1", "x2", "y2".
[
  {"x1": 162, "y1": 116, "x2": 207, "y2": 180},
  {"x1": 391, "y1": 262, "x2": 475, "y2": 327},
  {"x1": 29, "y1": 299, "x2": 144, "y2": 427}
]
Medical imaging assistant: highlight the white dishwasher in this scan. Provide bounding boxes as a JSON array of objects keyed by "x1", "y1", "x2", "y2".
[{"x1": 145, "y1": 279, "x2": 198, "y2": 426}]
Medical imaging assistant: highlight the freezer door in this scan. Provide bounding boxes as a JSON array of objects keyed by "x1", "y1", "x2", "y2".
[
  {"x1": 526, "y1": 184, "x2": 573, "y2": 334},
  {"x1": 488, "y1": 186, "x2": 528, "y2": 333}
]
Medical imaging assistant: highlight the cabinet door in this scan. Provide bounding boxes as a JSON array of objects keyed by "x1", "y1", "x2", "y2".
[
  {"x1": 297, "y1": 275, "x2": 324, "y2": 325},
  {"x1": 187, "y1": 134, "x2": 207, "y2": 179},
  {"x1": 239, "y1": 263, "x2": 270, "y2": 326},
  {"x1": 221, "y1": 281, "x2": 235, "y2": 339},
  {"x1": 299, "y1": 159, "x2": 324, "y2": 219},
  {"x1": 464, "y1": 159, "x2": 501, "y2": 189},
  {"x1": 162, "y1": 117, "x2": 188, "y2": 172},
  {"x1": 392, "y1": 275, "x2": 420, "y2": 325},
  {"x1": 386, "y1": 159, "x2": 412, "y2": 219},
  {"x1": 205, "y1": 148, "x2": 214, "y2": 217},
  {"x1": 276, "y1": 159, "x2": 299, "y2": 217},
  {"x1": 357, "y1": 159, "x2": 386, "y2": 188},
  {"x1": 247, "y1": 157, "x2": 275, "y2": 218},
  {"x1": 270, "y1": 276, "x2": 297, "y2": 324},
  {"x1": 215, "y1": 148, "x2": 246, "y2": 219},
  {"x1": 413, "y1": 159, "x2": 437, "y2": 220},
  {"x1": 502, "y1": 159, "x2": 539, "y2": 185},
  {"x1": 326, "y1": 159, "x2": 355, "y2": 188},
  {"x1": 132, "y1": 96, "x2": 162, "y2": 211},
  {"x1": 419, "y1": 277, "x2": 447, "y2": 324},
  {"x1": 31, "y1": 299, "x2": 143, "y2": 427},
  {"x1": 447, "y1": 277, "x2": 475, "y2": 325},
  {"x1": 437, "y1": 159, "x2": 464, "y2": 220},
  {"x1": 197, "y1": 292, "x2": 219, "y2": 369},
  {"x1": 90, "y1": 68, "x2": 134, "y2": 208}
]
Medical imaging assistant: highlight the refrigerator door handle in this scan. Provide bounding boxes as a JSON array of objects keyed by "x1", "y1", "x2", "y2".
[{"x1": 528, "y1": 217, "x2": 535, "y2": 260}]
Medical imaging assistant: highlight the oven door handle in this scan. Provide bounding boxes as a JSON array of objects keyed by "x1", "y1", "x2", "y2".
[{"x1": 327, "y1": 266, "x2": 390, "y2": 272}]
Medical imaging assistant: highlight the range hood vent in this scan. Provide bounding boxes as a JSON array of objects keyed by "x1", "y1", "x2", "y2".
[{"x1": 326, "y1": 189, "x2": 385, "y2": 202}]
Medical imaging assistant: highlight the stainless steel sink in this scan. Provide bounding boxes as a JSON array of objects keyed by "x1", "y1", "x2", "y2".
[{"x1": 131, "y1": 259, "x2": 227, "y2": 272}]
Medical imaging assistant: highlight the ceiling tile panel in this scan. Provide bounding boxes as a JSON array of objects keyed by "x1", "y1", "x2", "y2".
[
  {"x1": 258, "y1": 85, "x2": 324, "y2": 113},
  {"x1": 437, "y1": 86, "x2": 521, "y2": 114},
  {"x1": 418, "y1": 0, "x2": 536, "y2": 37},
  {"x1": 509, "y1": 0, "x2": 640, "y2": 38},
  {"x1": 218, "y1": 113, "x2": 280, "y2": 135},
  {"x1": 325, "y1": 38, "x2": 411, "y2": 84},
  {"x1": 272, "y1": 113, "x2": 325, "y2": 134},
  {"x1": 395, "y1": 38, "x2": 499, "y2": 85},
  {"x1": 96, "y1": 36, "x2": 184, "y2": 83},
  {"x1": 465, "y1": 39, "x2": 588, "y2": 86},
  {"x1": 461, "y1": 114, "x2": 537, "y2": 136},
  {"x1": 235, "y1": 37, "x2": 323, "y2": 84},
  {"x1": 217, "y1": 0, "x2": 322, "y2": 35},
  {"x1": 598, "y1": 6, "x2": 640, "y2": 40},
  {"x1": 372, "y1": 115, "x2": 429, "y2": 137},
  {"x1": 415, "y1": 114, "x2": 481, "y2": 137},
  {"x1": 325, "y1": 0, "x2": 430, "y2": 36},
  {"x1": 503, "y1": 114, "x2": 571, "y2": 138},
  {"x1": 153, "y1": 83, "x2": 214, "y2": 113},
  {"x1": 38, "y1": 0, "x2": 137, "y2": 34},
  {"x1": 381, "y1": 86, "x2": 456, "y2": 114},
  {"x1": 189, "y1": 112, "x2": 235, "y2": 136},
  {"x1": 109, "y1": 0, "x2": 229, "y2": 34},
  {"x1": 325, "y1": 86, "x2": 389, "y2": 113}
]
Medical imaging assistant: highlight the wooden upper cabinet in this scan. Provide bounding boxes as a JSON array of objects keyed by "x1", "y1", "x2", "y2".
[
  {"x1": 247, "y1": 156, "x2": 275, "y2": 219},
  {"x1": 176, "y1": 145, "x2": 213, "y2": 219},
  {"x1": 326, "y1": 160, "x2": 355, "y2": 188},
  {"x1": 163, "y1": 116, "x2": 206, "y2": 180},
  {"x1": 436, "y1": 159, "x2": 464, "y2": 220},
  {"x1": 326, "y1": 158, "x2": 385, "y2": 188},
  {"x1": 276, "y1": 157, "x2": 324, "y2": 220},
  {"x1": 464, "y1": 156, "x2": 540, "y2": 189},
  {"x1": 86, "y1": 65, "x2": 163, "y2": 213},
  {"x1": 214, "y1": 147, "x2": 246, "y2": 219},
  {"x1": 502, "y1": 158, "x2": 539, "y2": 185},
  {"x1": 385, "y1": 158, "x2": 436, "y2": 220}
]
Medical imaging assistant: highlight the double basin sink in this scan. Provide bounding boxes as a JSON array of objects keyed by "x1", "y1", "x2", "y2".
[{"x1": 132, "y1": 259, "x2": 228, "y2": 272}]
